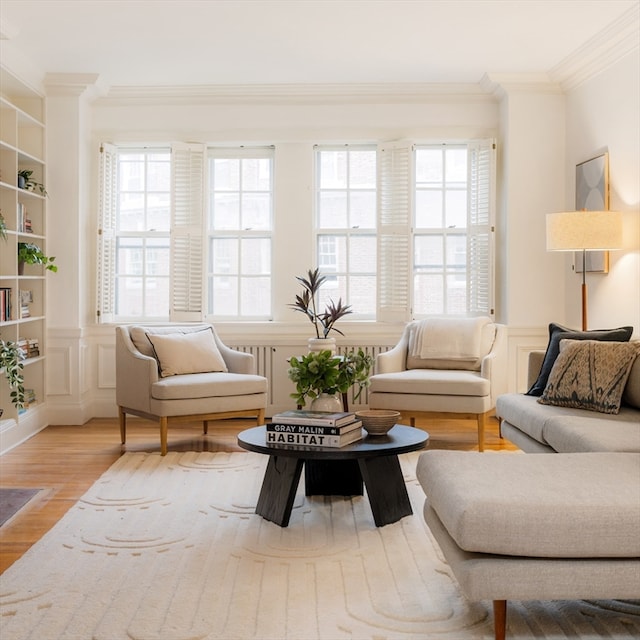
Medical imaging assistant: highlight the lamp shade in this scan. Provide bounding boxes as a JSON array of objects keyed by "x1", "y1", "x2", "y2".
[{"x1": 546, "y1": 211, "x2": 623, "y2": 251}]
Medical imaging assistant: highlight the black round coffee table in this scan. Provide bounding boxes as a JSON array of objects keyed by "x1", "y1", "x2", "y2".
[{"x1": 237, "y1": 424, "x2": 428, "y2": 527}]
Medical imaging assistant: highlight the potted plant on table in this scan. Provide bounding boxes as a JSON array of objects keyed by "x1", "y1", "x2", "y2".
[
  {"x1": 0, "y1": 339, "x2": 26, "y2": 409},
  {"x1": 288, "y1": 348, "x2": 373, "y2": 411},
  {"x1": 289, "y1": 267, "x2": 352, "y2": 353},
  {"x1": 18, "y1": 242, "x2": 57, "y2": 275}
]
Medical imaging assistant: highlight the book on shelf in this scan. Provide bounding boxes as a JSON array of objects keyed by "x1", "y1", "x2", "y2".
[
  {"x1": 17, "y1": 338, "x2": 40, "y2": 358},
  {"x1": 266, "y1": 427, "x2": 363, "y2": 448},
  {"x1": 17, "y1": 388, "x2": 37, "y2": 414},
  {"x1": 266, "y1": 419, "x2": 362, "y2": 436},
  {"x1": 0, "y1": 288, "x2": 12, "y2": 322},
  {"x1": 270, "y1": 409, "x2": 356, "y2": 427}
]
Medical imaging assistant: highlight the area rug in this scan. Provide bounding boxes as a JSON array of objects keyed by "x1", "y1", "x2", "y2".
[
  {"x1": 0, "y1": 451, "x2": 637, "y2": 640},
  {"x1": 0, "y1": 488, "x2": 40, "y2": 527}
]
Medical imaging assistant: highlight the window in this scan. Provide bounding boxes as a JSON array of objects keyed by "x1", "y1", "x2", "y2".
[
  {"x1": 315, "y1": 146, "x2": 377, "y2": 317},
  {"x1": 378, "y1": 140, "x2": 495, "y2": 321},
  {"x1": 98, "y1": 147, "x2": 171, "y2": 321},
  {"x1": 207, "y1": 148, "x2": 273, "y2": 319}
]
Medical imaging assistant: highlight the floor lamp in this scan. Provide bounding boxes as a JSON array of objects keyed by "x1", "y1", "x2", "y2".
[{"x1": 546, "y1": 211, "x2": 623, "y2": 331}]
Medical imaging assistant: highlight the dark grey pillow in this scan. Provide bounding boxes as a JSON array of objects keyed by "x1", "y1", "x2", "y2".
[{"x1": 525, "y1": 322, "x2": 634, "y2": 396}]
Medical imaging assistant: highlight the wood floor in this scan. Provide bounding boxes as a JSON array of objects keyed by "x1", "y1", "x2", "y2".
[{"x1": 0, "y1": 415, "x2": 517, "y2": 574}]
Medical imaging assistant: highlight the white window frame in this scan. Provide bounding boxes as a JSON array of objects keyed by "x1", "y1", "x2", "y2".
[
  {"x1": 205, "y1": 146, "x2": 274, "y2": 321},
  {"x1": 314, "y1": 144, "x2": 377, "y2": 319},
  {"x1": 377, "y1": 139, "x2": 496, "y2": 322}
]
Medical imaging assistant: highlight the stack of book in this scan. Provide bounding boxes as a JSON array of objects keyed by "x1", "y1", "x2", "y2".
[
  {"x1": 18, "y1": 388, "x2": 37, "y2": 414},
  {"x1": 266, "y1": 410, "x2": 363, "y2": 448},
  {"x1": 17, "y1": 338, "x2": 39, "y2": 358}
]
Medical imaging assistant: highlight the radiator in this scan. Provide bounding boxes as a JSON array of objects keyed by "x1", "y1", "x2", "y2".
[{"x1": 230, "y1": 343, "x2": 390, "y2": 411}]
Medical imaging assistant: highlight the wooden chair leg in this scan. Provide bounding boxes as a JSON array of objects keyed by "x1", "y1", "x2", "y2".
[
  {"x1": 493, "y1": 600, "x2": 507, "y2": 640},
  {"x1": 159, "y1": 416, "x2": 168, "y2": 456},
  {"x1": 119, "y1": 406, "x2": 127, "y2": 444},
  {"x1": 257, "y1": 408, "x2": 265, "y2": 425},
  {"x1": 477, "y1": 412, "x2": 486, "y2": 452},
  {"x1": 203, "y1": 421, "x2": 209, "y2": 435}
]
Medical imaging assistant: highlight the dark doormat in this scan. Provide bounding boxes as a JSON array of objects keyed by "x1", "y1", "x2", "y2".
[{"x1": 0, "y1": 488, "x2": 41, "y2": 527}]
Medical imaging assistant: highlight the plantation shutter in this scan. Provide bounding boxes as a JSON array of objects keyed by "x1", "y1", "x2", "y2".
[
  {"x1": 467, "y1": 139, "x2": 496, "y2": 317},
  {"x1": 96, "y1": 142, "x2": 117, "y2": 324},
  {"x1": 377, "y1": 141, "x2": 413, "y2": 323},
  {"x1": 170, "y1": 143, "x2": 206, "y2": 321}
]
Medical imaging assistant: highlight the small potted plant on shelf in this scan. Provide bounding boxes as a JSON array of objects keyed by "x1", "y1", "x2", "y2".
[
  {"x1": 0, "y1": 338, "x2": 26, "y2": 409},
  {"x1": 18, "y1": 242, "x2": 58, "y2": 275},
  {"x1": 0, "y1": 212, "x2": 7, "y2": 240},
  {"x1": 289, "y1": 267, "x2": 352, "y2": 352},
  {"x1": 288, "y1": 348, "x2": 373, "y2": 410},
  {"x1": 17, "y1": 170, "x2": 48, "y2": 196}
]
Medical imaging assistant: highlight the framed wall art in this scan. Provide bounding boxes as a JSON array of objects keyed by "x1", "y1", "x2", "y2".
[{"x1": 574, "y1": 152, "x2": 610, "y2": 273}]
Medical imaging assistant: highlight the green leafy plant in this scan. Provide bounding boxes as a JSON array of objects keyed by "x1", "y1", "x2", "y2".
[
  {"x1": 288, "y1": 348, "x2": 373, "y2": 407},
  {"x1": 18, "y1": 242, "x2": 58, "y2": 272},
  {"x1": 0, "y1": 212, "x2": 6, "y2": 240},
  {"x1": 289, "y1": 267, "x2": 352, "y2": 338},
  {"x1": 0, "y1": 339, "x2": 26, "y2": 409},
  {"x1": 18, "y1": 170, "x2": 48, "y2": 196}
]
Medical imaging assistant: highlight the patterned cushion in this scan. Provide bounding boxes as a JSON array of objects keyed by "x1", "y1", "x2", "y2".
[
  {"x1": 526, "y1": 323, "x2": 634, "y2": 396},
  {"x1": 539, "y1": 340, "x2": 640, "y2": 414}
]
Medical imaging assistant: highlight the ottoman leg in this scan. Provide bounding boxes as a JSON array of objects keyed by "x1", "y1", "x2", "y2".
[{"x1": 493, "y1": 600, "x2": 506, "y2": 640}]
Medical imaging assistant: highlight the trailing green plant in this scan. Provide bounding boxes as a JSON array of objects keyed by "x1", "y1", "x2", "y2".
[
  {"x1": 288, "y1": 348, "x2": 373, "y2": 407},
  {"x1": 0, "y1": 339, "x2": 26, "y2": 409},
  {"x1": 289, "y1": 267, "x2": 352, "y2": 338},
  {"x1": 0, "y1": 212, "x2": 6, "y2": 240},
  {"x1": 18, "y1": 242, "x2": 58, "y2": 272},
  {"x1": 18, "y1": 170, "x2": 48, "y2": 196}
]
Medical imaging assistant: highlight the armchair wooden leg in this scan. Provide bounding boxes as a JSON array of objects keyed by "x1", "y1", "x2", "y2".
[
  {"x1": 203, "y1": 421, "x2": 209, "y2": 435},
  {"x1": 493, "y1": 600, "x2": 507, "y2": 640},
  {"x1": 119, "y1": 407, "x2": 127, "y2": 444},
  {"x1": 257, "y1": 408, "x2": 265, "y2": 425},
  {"x1": 159, "y1": 416, "x2": 168, "y2": 456},
  {"x1": 476, "y1": 412, "x2": 486, "y2": 452}
]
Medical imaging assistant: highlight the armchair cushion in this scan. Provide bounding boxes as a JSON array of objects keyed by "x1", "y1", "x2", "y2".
[
  {"x1": 147, "y1": 328, "x2": 228, "y2": 377},
  {"x1": 369, "y1": 369, "x2": 491, "y2": 397},
  {"x1": 406, "y1": 319, "x2": 496, "y2": 371}
]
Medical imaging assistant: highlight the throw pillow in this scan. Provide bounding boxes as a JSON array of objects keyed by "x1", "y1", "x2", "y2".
[
  {"x1": 538, "y1": 340, "x2": 640, "y2": 414},
  {"x1": 526, "y1": 323, "x2": 633, "y2": 396},
  {"x1": 146, "y1": 328, "x2": 228, "y2": 377}
]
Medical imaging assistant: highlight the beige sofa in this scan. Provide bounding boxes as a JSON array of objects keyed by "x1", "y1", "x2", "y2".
[{"x1": 496, "y1": 349, "x2": 640, "y2": 453}]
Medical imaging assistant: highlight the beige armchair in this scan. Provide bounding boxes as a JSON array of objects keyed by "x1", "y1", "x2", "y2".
[
  {"x1": 116, "y1": 324, "x2": 267, "y2": 455},
  {"x1": 368, "y1": 318, "x2": 507, "y2": 451}
]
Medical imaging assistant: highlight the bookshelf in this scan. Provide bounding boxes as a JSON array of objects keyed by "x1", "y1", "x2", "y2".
[{"x1": 0, "y1": 66, "x2": 47, "y2": 441}]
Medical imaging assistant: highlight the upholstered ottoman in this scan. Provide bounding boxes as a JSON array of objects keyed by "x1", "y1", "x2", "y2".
[{"x1": 416, "y1": 450, "x2": 640, "y2": 640}]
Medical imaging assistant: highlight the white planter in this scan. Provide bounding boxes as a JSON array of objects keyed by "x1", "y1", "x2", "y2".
[
  {"x1": 308, "y1": 337, "x2": 336, "y2": 355},
  {"x1": 310, "y1": 392, "x2": 343, "y2": 413}
]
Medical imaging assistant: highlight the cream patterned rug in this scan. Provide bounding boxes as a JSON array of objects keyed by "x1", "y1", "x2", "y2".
[{"x1": 0, "y1": 451, "x2": 637, "y2": 640}]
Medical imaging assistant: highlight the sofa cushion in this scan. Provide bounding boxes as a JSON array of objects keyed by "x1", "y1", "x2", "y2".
[
  {"x1": 147, "y1": 328, "x2": 228, "y2": 377},
  {"x1": 526, "y1": 323, "x2": 633, "y2": 396},
  {"x1": 496, "y1": 393, "x2": 640, "y2": 452},
  {"x1": 151, "y1": 372, "x2": 267, "y2": 400},
  {"x1": 539, "y1": 340, "x2": 640, "y2": 414},
  {"x1": 416, "y1": 450, "x2": 640, "y2": 558},
  {"x1": 369, "y1": 369, "x2": 491, "y2": 397}
]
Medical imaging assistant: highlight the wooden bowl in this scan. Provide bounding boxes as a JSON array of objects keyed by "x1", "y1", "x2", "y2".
[{"x1": 355, "y1": 410, "x2": 401, "y2": 436}]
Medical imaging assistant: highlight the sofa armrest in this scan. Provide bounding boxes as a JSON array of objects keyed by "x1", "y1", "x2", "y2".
[
  {"x1": 480, "y1": 324, "x2": 508, "y2": 405},
  {"x1": 375, "y1": 325, "x2": 411, "y2": 373},
  {"x1": 528, "y1": 350, "x2": 545, "y2": 389},
  {"x1": 115, "y1": 327, "x2": 159, "y2": 413},
  {"x1": 218, "y1": 343, "x2": 256, "y2": 375}
]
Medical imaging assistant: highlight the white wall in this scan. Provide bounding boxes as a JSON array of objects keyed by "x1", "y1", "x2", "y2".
[{"x1": 564, "y1": 51, "x2": 640, "y2": 336}]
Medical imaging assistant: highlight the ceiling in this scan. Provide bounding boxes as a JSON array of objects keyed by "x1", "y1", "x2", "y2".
[{"x1": 1, "y1": 0, "x2": 638, "y2": 91}]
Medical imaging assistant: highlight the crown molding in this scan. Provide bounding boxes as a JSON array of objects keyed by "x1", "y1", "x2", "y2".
[
  {"x1": 550, "y1": 3, "x2": 640, "y2": 90},
  {"x1": 44, "y1": 72, "x2": 107, "y2": 99},
  {"x1": 479, "y1": 73, "x2": 563, "y2": 98},
  {"x1": 94, "y1": 82, "x2": 496, "y2": 106}
]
